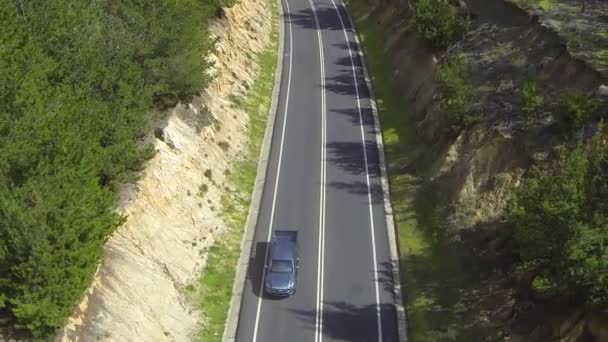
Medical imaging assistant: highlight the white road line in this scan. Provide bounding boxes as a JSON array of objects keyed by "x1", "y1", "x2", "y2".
[
  {"x1": 251, "y1": 0, "x2": 294, "y2": 340},
  {"x1": 327, "y1": 1, "x2": 384, "y2": 341},
  {"x1": 307, "y1": 1, "x2": 327, "y2": 342}
]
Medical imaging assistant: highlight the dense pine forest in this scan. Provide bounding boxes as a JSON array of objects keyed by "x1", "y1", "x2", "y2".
[{"x1": 0, "y1": 0, "x2": 221, "y2": 337}]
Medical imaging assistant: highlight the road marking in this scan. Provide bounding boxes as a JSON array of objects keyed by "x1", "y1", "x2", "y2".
[
  {"x1": 251, "y1": 0, "x2": 294, "y2": 340},
  {"x1": 306, "y1": 0, "x2": 328, "y2": 341},
  {"x1": 327, "y1": 1, "x2": 384, "y2": 341}
]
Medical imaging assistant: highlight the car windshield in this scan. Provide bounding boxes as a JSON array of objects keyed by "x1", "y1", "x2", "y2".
[{"x1": 270, "y1": 259, "x2": 293, "y2": 273}]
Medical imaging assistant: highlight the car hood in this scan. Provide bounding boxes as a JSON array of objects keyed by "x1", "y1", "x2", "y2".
[{"x1": 266, "y1": 271, "x2": 294, "y2": 290}]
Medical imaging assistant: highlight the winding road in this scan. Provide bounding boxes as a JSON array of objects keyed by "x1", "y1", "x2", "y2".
[{"x1": 235, "y1": 0, "x2": 399, "y2": 340}]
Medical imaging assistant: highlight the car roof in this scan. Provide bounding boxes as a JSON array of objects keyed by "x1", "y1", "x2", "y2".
[{"x1": 271, "y1": 239, "x2": 295, "y2": 261}]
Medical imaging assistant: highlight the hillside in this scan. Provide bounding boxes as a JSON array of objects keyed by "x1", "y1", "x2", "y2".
[{"x1": 347, "y1": 0, "x2": 608, "y2": 340}]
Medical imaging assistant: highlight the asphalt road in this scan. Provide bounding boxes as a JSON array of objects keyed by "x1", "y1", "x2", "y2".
[{"x1": 235, "y1": 0, "x2": 398, "y2": 340}]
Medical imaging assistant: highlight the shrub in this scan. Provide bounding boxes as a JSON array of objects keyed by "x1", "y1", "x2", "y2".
[
  {"x1": 436, "y1": 54, "x2": 476, "y2": 130},
  {"x1": 415, "y1": 0, "x2": 469, "y2": 48},
  {"x1": 520, "y1": 80, "x2": 544, "y2": 115},
  {"x1": 509, "y1": 125, "x2": 608, "y2": 302},
  {"x1": 556, "y1": 91, "x2": 598, "y2": 131},
  {"x1": 509, "y1": 147, "x2": 587, "y2": 275}
]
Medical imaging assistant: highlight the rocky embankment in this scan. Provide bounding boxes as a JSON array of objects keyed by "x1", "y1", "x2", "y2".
[{"x1": 59, "y1": 0, "x2": 271, "y2": 340}]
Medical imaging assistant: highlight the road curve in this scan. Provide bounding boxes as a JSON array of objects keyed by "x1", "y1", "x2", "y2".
[{"x1": 234, "y1": 0, "x2": 399, "y2": 340}]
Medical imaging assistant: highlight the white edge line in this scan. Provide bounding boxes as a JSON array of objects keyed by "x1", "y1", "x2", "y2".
[
  {"x1": 221, "y1": 0, "x2": 288, "y2": 338},
  {"x1": 327, "y1": 1, "x2": 384, "y2": 341},
  {"x1": 306, "y1": 1, "x2": 327, "y2": 342},
  {"x1": 339, "y1": 2, "x2": 408, "y2": 341},
  {"x1": 251, "y1": 0, "x2": 295, "y2": 339}
]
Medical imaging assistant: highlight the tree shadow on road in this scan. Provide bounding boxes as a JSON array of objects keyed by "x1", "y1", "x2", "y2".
[
  {"x1": 323, "y1": 72, "x2": 366, "y2": 98},
  {"x1": 328, "y1": 107, "x2": 374, "y2": 129},
  {"x1": 291, "y1": 301, "x2": 399, "y2": 342},
  {"x1": 286, "y1": 6, "x2": 344, "y2": 32},
  {"x1": 327, "y1": 180, "x2": 383, "y2": 204},
  {"x1": 327, "y1": 140, "x2": 380, "y2": 177}
]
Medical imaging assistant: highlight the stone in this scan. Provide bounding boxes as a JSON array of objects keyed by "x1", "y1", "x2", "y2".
[
  {"x1": 153, "y1": 127, "x2": 165, "y2": 142},
  {"x1": 598, "y1": 84, "x2": 608, "y2": 97},
  {"x1": 153, "y1": 127, "x2": 175, "y2": 149}
]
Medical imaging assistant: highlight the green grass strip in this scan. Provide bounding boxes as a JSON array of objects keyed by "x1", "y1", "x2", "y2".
[
  {"x1": 193, "y1": 0, "x2": 279, "y2": 340},
  {"x1": 345, "y1": 2, "x2": 434, "y2": 339}
]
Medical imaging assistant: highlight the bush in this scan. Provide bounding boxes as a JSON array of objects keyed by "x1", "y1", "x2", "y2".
[
  {"x1": 415, "y1": 0, "x2": 469, "y2": 48},
  {"x1": 520, "y1": 80, "x2": 544, "y2": 115},
  {"x1": 509, "y1": 125, "x2": 608, "y2": 302},
  {"x1": 436, "y1": 54, "x2": 476, "y2": 130},
  {"x1": 556, "y1": 91, "x2": 598, "y2": 131}
]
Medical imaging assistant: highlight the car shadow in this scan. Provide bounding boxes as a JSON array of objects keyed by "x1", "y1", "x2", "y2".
[
  {"x1": 247, "y1": 241, "x2": 268, "y2": 299},
  {"x1": 247, "y1": 241, "x2": 289, "y2": 301},
  {"x1": 290, "y1": 301, "x2": 398, "y2": 341}
]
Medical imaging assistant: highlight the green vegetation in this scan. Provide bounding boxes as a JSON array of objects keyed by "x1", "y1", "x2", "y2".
[
  {"x1": 349, "y1": 0, "x2": 500, "y2": 339},
  {"x1": 556, "y1": 90, "x2": 598, "y2": 132},
  {"x1": 192, "y1": 0, "x2": 279, "y2": 339},
  {"x1": 436, "y1": 54, "x2": 476, "y2": 130},
  {"x1": 0, "y1": 0, "x2": 222, "y2": 337},
  {"x1": 414, "y1": 0, "x2": 469, "y2": 49},
  {"x1": 520, "y1": 80, "x2": 544, "y2": 115},
  {"x1": 509, "y1": 0, "x2": 551, "y2": 10},
  {"x1": 509, "y1": 125, "x2": 608, "y2": 303}
]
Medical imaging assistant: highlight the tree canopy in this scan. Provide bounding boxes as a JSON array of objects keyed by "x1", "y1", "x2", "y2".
[
  {"x1": 510, "y1": 125, "x2": 608, "y2": 302},
  {"x1": 0, "y1": 0, "x2": 220, "y2": 336}
]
